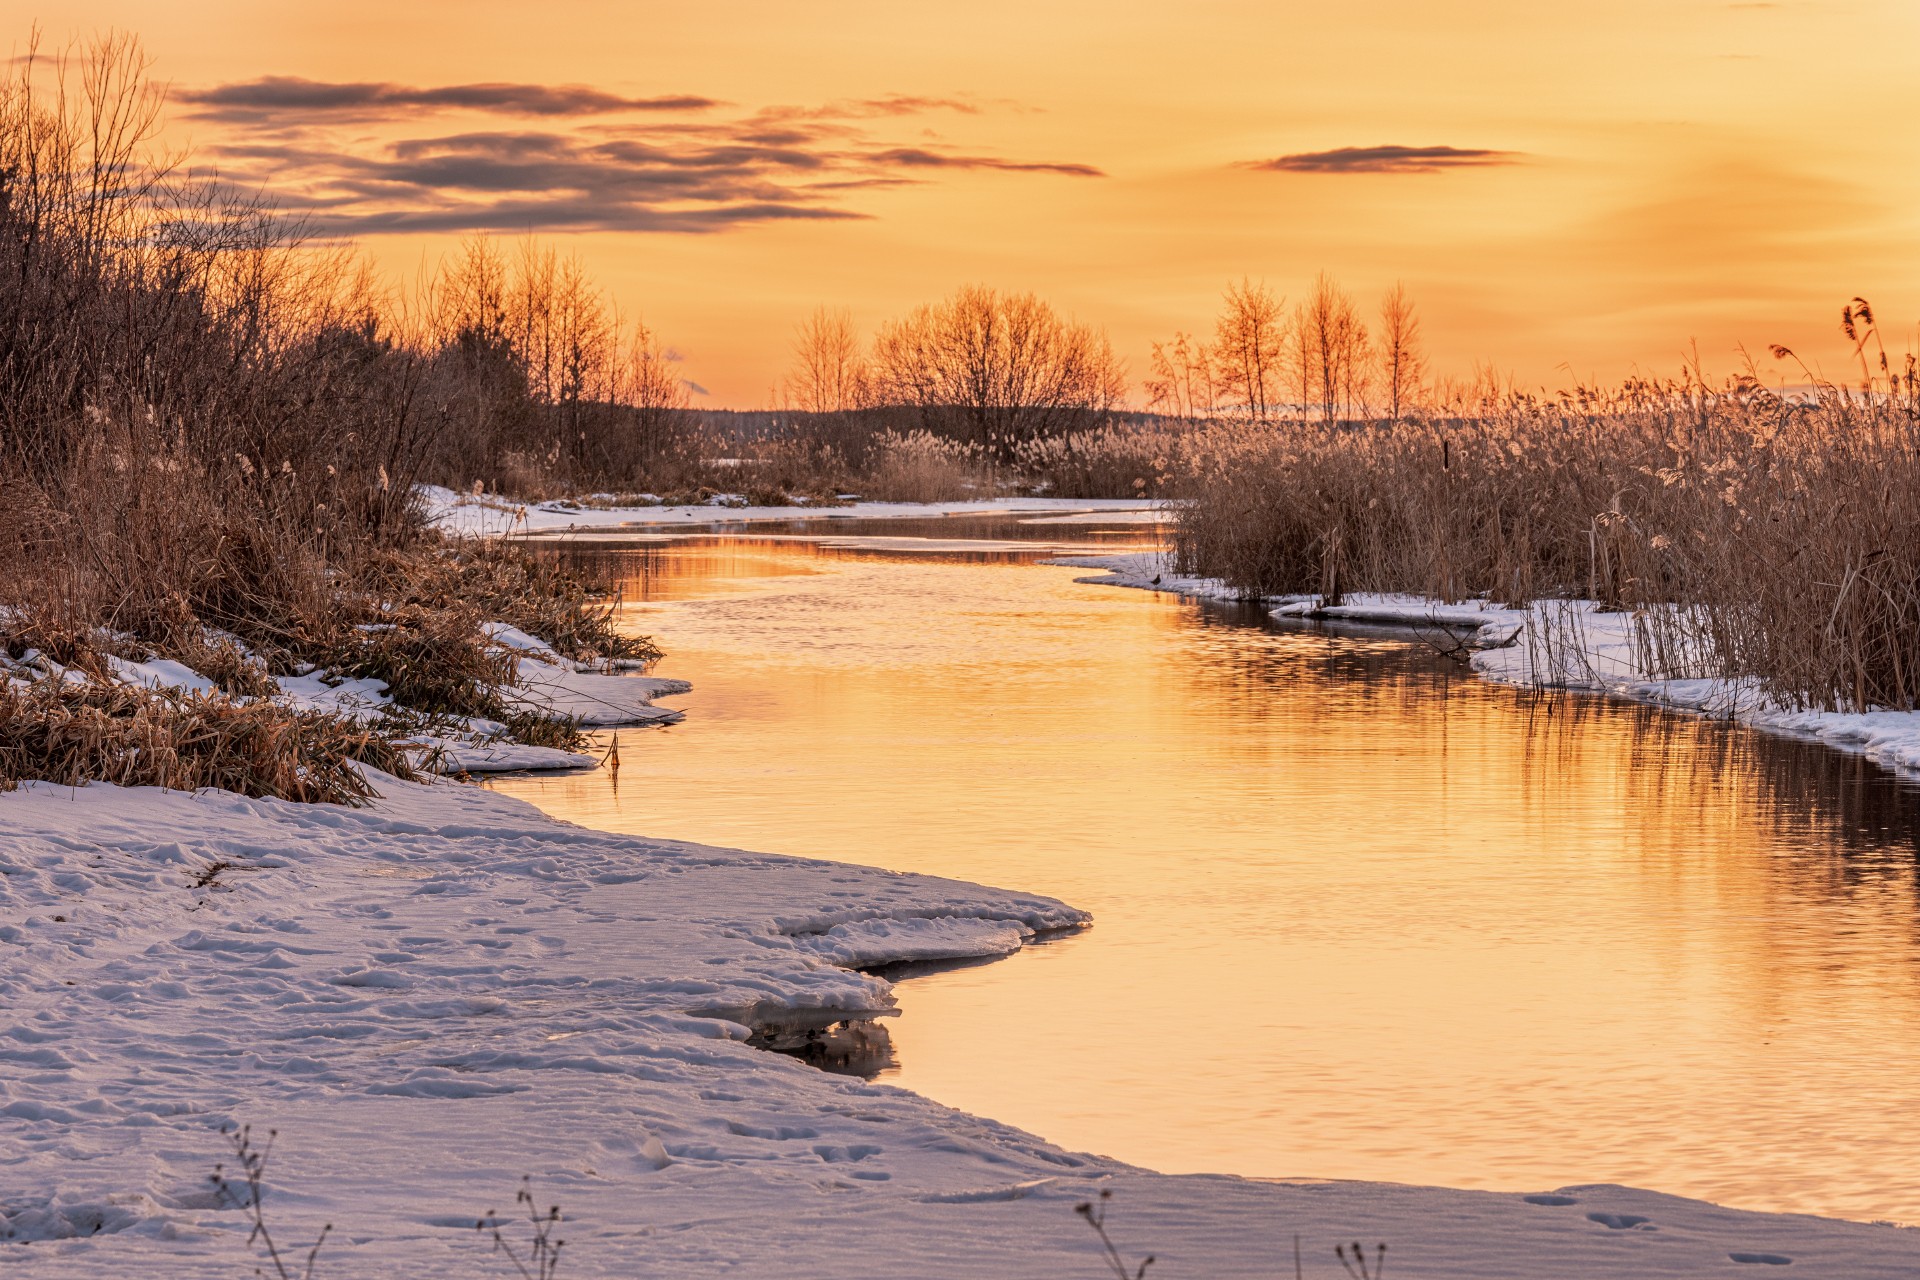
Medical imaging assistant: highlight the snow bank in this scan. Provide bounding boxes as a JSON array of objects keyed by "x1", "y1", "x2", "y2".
[
  {"x1": 1067, "y1": 550, "x2": 1920, "y2": 781},
  {"x1": 5, "y1": 777, "x2": 1916, "y2": 1277},
  {"x1": 1051, "y1": 549, "x2": 1241, "y2": 602},
  {"x1": 421, "y1": 484, "x2": 1161, "y2": 538},
  {"x1": 37, "y1": 620, "x2": 684, "y2": 777},
  {"x1": 500, "y1": 661, "x2": 688, "y2": 729},
  {"x1": 1282, "y1": 594, "x2": 1920, "y2": 777}
]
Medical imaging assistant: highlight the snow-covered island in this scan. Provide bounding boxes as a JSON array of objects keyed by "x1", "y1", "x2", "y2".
[{"x1": 7, "y1": 518, "x2": 1920, "y2": 1279}]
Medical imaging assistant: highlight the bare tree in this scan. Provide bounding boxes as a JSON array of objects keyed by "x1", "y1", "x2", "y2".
[
  {"x1": 783, "y1": 307, "x2": 868, "y2": 415},
  {"x1": 870, "y1": 285, "x2": 1125, "y2": 456},
  {"x1": 1377, "y1": 282, "x2": 1425, "y2": 423},
  {"x1": 1211, "y1": 279, "x2": 1286, "y2": 423},
  {"x1": 1293, "y1": 273, "x2": 1371, "y2": 424},
  {"x1": 421, "y1": 233, "x2": 697, "y2": 484},
  {"x1": 431, "y1": 237, "x2": 510, "y2": 349},
  {"x1": 620, "y1": 320, "x2": 690, "y2": 462},
  {"x1": 1145, "y1": 331, "x2": 1215, "y2": 421}
]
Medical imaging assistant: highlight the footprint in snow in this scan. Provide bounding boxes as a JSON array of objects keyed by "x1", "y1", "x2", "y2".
[
  {"x1": 1587, "y1": 1212, "x2": 1654, "y2": 1231},
  {"x1": 1729, "y1": 1253, "x2": 1793, "y2": 1266},
  {"x1": 1523, "y1": 1194, "x2": 1579, "y2": 1206},
  {"x1": 813, "y1": 1143, "x2": 883, "y2": 1163},
  {"x1": 725, "y1": 1120, "x2": 820, "y2": 1141}
]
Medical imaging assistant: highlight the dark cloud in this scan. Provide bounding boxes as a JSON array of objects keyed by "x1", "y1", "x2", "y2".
[
  {"x1": 197, "y1": 89, "x2": 1102, "y2": 236},
  {"x1": 180, "y1": 76, "x2": 717, "y2": 123},
  {"x1": 1248, "y1": 145, "x2": 1517, "y2": 174}
]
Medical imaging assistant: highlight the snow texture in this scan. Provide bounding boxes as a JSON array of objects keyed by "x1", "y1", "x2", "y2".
[
  {"x1": 5, "y1": 777, "x2": 1918, "y2": 1277},
  {"x1": 1052, "y1": 549, "x2": 1241, "y2": 602},
  {"x1": 420, "y1": 484, "x2": 1162, "y2": 538},
  {"x1": 91, "y1": 623, "x2": 685, "y2": 776}
]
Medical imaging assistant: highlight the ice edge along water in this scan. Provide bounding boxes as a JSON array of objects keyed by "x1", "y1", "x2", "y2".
[
  {"x1": 419, "y1": 484, "x2": 1164, "y2": 538},
  {"x1": 1057, "y1": 549, "x2": 1920, "y2": 781},
  {"x1": 5, "y1": 526, "x2": 1920, "y2": 1276},
  {"x1": 75, "y1": 620, "x2": 690, "y2": 776},
  {"x1": 10, "y1": 777, "x2": 1915, "y2": 1278}
]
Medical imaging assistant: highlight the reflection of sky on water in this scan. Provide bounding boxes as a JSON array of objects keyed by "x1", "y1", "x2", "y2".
[{"x1": 493, "y1": 519, "x2": 1920, "y2": 1223}]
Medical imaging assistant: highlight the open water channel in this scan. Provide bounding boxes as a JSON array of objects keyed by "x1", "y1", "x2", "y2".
[{"x1": 488, "y1": 513, "x2": 1920, "y2": 1224}]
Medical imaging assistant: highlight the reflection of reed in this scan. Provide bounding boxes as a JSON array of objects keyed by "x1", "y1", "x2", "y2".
[
  {"x1": 528, "y1": 540, "x2": 818, "y2": 602},
  {"x1": 496, "y1": 537, "x2": 1920, "y2": 1218},
  {"x1": 1518, "y1": 691, "x2": 1920, "y2": 885},
  {"x1": 1187, "y1": 595, "x2": 1920, "y2": 919},
  {"x1": 1180, "y1": 602, "x2": 1479, "y2": 722}
]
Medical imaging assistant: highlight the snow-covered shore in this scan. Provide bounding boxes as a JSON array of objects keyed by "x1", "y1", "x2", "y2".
[
  {"x1": 53, "y1": 621, "x2": 688, "y2": 777},
  {"x1": 7, "y1": 776, "x2": 1918, "y2": 1277},
  {"x1": 421, "y1": 484, "x2": 1161, "y2": 538},
  {"x1": 1061, "y1": 550, "x2": 1920, "y2": 779},
  {"x1": 11, "y1": 527, "x2": 1920, "y2": 1277}
]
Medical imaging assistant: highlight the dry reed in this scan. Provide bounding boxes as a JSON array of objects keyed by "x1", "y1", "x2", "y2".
[
  {"x1": 1173, "y1": 353, "x2": 1920, "y2": 713},
  {"x1": 0, "y1": 677, "x2": 415, "y2": 804}
]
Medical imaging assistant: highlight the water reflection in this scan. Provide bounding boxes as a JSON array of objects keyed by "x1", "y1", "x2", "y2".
[{"x1": 490, "y1": 519, "x2": 1920, "y2": 1223}]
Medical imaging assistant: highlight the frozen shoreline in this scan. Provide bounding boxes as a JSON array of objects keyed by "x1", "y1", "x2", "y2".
[
  {"x1": 1060, "y1": 550, "x2": 1920, "y2": 780},
  {"x1": 9, "y1": 524, "x2": 1920, "y2": 1275},
  {"x1": 75, "y1": 621, "x2": 691, "y2": 777},
  {"x1": 7, "y1": 776, "x2": 1919, "y2": 1277},
  {"x1": 421, "y1": 485, "x2": 1162, "y2": 538}
]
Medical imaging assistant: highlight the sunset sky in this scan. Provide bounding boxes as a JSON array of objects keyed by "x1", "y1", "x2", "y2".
[{"x1": 12, "y1": 1, "x2": 1919, "y2": 405}]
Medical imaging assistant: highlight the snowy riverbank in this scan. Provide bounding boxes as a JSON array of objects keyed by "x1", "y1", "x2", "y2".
[
  {"x1": 10, "y1": 530, "x2": 1920, "y2": 1277},
  {"x1": 7, "y1": 775, "x2": 1919, "y2": 1277},
  {"x1": 1060, "y1": 550, "x2": 1920, "y2": 779},
  {"x1": 60, "y1": 621, "x2": 688, "y2": 777},
  {"x1": 421, "y1": 485, "x2": 1162, "y2": 537}
]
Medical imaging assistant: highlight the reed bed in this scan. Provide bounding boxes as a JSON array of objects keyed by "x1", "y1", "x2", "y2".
[
  {"x1": 0, "y1": 678, "x2": 416, "y2": 805},
  {"x1": 0, "y1": 36, "x2": 666, "y2": 797},
  {"x1": 1172, "y1": 371, "x2": 1920, "y2": 713}
]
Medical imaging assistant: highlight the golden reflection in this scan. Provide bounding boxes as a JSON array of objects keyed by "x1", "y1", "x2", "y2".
[{"x1": 491, "y1": 525, "x2": 1920, "y2": 1222}]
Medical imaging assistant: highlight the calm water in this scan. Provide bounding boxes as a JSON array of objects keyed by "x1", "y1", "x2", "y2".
[{"x1": 490, "y1": 516, "x2": 1920, "y2": 1223}]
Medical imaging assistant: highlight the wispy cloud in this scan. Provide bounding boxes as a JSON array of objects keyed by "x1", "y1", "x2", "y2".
[
  {"x1": 824, "y1": 94, "x2": 984, "y2": 118},
  {"x1": 1247, "y1": 144, "x2": 1517, "y2": 174},
  {"x1": 188, "y1": 79, "x2": 1101, "y2": 235},
  {"x1": 181, "y1": 76, "x2": 718, "y2": 123},
  {"x1": 866, "y1": 147, "x2": 1102, "y2": 177}
]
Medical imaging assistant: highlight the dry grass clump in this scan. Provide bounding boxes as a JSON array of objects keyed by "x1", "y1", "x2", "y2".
[
  {"x1": 857, "y1": 429, "x2": 994, "y2": 502},
  {"x1": 176, "y1": 637, "x2": 281, "y2": 701},
  {"x1": 0, "y1": 677, "x2": 414, "y2": 804},
  {"x1": 1011, "y1": 422, "x2": 1188, "y2": 499},
  {"x1": 1175, "y1": 331, "x2": 1920, "y2": 713},
  {"x1": 0, "y1": 38, "x2": 662, "y2": 794},
  {"x1": 375, "y1": 539, "x2": 661, "y2": 667},
  {"x1": 317, "y1": 604, "x2": 518, "y2": 724}
]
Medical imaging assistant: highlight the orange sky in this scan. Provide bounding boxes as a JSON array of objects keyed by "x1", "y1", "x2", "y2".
[{"x1": 10, "y1": 1, "x2": 1919, "y2": 405}]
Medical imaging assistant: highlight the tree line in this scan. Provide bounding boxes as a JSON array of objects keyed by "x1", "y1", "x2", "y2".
[
  {"x1": 773, "y1": 275, "x2": 1432, "y2": 469},
  {"x1": 1140, "y1": 275, "x2": 1426, "y2": 426},
  {"x1": 0, "y1": 29, "x2": 1440, "y2": 526}
]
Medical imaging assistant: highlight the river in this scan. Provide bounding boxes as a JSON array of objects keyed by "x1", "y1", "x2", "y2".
[{"x1": 487, "y1": 513, "x2": 1920, "y2": 1224}]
